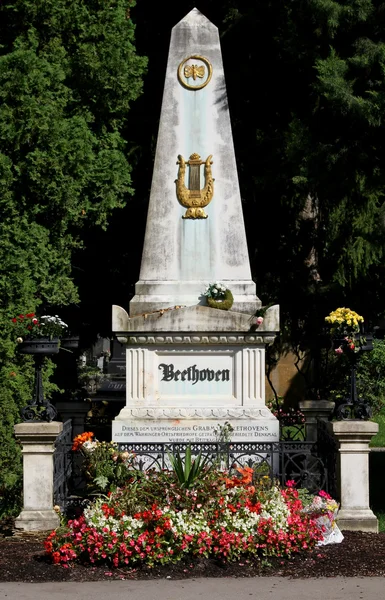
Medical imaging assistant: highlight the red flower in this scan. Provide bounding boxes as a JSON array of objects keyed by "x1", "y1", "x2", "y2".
[
  {"x1": 11, "y1": 318, "x2": 17, "y2": 323},
  {"x1": 286, "y1": 480, "x2": 296, "y2": 488},
  {"x1": 26, "y1": 312, "x2": 35, "y2": 318}
]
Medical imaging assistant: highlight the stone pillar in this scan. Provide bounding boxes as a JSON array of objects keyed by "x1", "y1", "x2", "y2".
[
  {"x1": 299, "y1": 400, "x2": 335, "y2": 442},
  {"x1": 329, "y1": 420, "x2": 379, "y2": 532},
  {"x1": 14, "y1": 421, "x2": 63, "y2": 532}
]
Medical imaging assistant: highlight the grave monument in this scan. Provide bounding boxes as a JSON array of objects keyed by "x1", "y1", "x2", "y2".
[{"x1": 112, "y1": 8, "x2": 279, "y2": 444}]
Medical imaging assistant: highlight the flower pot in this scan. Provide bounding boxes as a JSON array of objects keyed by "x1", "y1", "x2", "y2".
[
  {"x1": 61, "y1": 336, "x2": 80, "y2": 350},
  {"x1": 18, "y1": 337, "x2": 60, "y2": 355}
]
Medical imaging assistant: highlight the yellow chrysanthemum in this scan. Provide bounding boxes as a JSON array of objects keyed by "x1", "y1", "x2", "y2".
[{"x1": 325, "y1": 307, "x2": 364, "y2": 335}]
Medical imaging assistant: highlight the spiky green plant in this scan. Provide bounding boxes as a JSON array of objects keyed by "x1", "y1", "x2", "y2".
[{"x1": 167, "y1": 445, "x2": 212, "y2": 490}]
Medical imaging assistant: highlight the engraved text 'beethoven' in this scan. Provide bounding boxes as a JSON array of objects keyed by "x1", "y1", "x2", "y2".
[{"x1": 158, "y1": 363, "x2": 230, "y2": 385}]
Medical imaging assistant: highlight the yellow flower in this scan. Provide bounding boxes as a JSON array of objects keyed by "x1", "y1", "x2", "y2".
[{"x1": 325, "y1": 307, "x2": 364, "y2": 335}]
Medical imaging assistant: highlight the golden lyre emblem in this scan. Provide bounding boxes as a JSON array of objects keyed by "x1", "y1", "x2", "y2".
[
  {"x1": 184, "y1": 64, "x2": 205, "y2": 81},
  {"x1": 175, "y1": 153, "x2": 214, "y2": 219}
]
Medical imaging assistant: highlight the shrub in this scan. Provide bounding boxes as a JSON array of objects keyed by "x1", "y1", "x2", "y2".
[
  {"x1": 72, "y1": 432, "x2": 135, "y2": 493},
  {"x1": 44, "y1": 466, "x2": 332, "y2": 568}
]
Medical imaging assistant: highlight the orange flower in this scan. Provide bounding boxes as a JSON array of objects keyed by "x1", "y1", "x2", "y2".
[
  {"x1": 72, "y1": 431, "x2": 94, "y2": 451},
  {"x1": 236, "y1": 466, "x2": 254, "y2": 484},
  {"x1": 225, "y1": 466, "x2": 254, "y2": 489}
]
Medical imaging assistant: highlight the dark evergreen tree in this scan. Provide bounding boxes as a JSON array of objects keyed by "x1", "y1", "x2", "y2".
[
  {"x1": 105, "y1": 0, "x2": 385, "y2": 400},
  {"x1": 0, "y1": 0, "x2": 147, "y2": 511}
]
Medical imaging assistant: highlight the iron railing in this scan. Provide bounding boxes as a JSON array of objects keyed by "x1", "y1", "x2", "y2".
[
  {"x1": 118, "y1": 440, "x2": 331, "y2": 494},
  {"x1": 53, "y1": 419, "x2": 73, "y2": 508}
]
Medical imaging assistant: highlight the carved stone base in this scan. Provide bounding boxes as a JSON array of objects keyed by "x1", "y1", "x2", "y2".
[
  {"x1": 336, "y1": 509, "x2": 378, "y2": 533},
  {"x1": 15, "y1": 509, "x2": 60, "y2": 532},
  {"x1": 112, "y1": 305, "x2": 280, "y2": 446}
]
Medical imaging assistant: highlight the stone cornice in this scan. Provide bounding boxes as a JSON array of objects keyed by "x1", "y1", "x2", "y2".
[
  {"x1": 116, "y1": 407, "x2": 276, "y2": 420},
  {"x1": 118, "y1": 333, "x2": 276, "y2": 345}
]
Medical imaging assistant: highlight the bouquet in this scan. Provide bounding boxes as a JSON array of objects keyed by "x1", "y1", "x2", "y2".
[
  {"x1": 203, "y1": 282, "x2": 234, "y2": 310},
  {"x1": 325, "y1": 307, "x2": 365, "y2": 355},
  {"x1": 302, "y1": 490, "x2": 344, "y2": 545}
]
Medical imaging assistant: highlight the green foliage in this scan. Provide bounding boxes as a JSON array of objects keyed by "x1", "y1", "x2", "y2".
[
  {"x1": 370, "y1": 409, "x2": 385, "y2": 447},
  {"x1": 79, "y1": 440, "x2": 135, "y2": 493},
  {"x1": 0, "y1": 0, "x2": 146, "y2": 509},
  {"x1": 357, "y1": 339, "x2": 385, "y2": 414},
  {"x1": 375, "y1": 510, "x2": 385, "y2": 532},
  {"x1": 215, "y1": 0, "x2": 385, "y2": 363},
  {"x1": 307, "y1": 338, "x2": 385, "y2": 414},
  {"x1": 167, "y1": 445, "x2": 213, "y2": 490}
]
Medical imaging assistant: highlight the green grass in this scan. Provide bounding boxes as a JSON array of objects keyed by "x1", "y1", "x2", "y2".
[{"x1": 370, "y1": 410, "x2": 385, "y2": 447}]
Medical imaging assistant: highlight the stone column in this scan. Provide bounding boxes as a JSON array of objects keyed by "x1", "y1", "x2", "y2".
[
  {"x1": 299, "y1": 400, "x2": 335, "y2": 442},
  {"x1": 14, "y1": 421, "x2": 63, "y2": 532},
  {"x1": 329, "y1": 420, "x2": 379, "y2": 532}
]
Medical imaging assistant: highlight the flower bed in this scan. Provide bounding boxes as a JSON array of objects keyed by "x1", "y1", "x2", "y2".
[{"x1": 44, "y1": 459, "x2": 339, "y2": 568}]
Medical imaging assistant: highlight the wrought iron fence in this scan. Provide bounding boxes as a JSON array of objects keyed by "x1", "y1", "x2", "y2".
[
  {"x1": 118, "y1": 440, "x2": 332, "y2": 495},
  {"x1": 53, "y1": 419, "x2": 73, "y2": 508},
  {"x1": 316, "y1": 418, "x2": 339, "y2": 500}
]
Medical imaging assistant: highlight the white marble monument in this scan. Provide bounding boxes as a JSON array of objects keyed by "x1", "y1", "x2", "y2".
[{"x1": 112, "y1": 8, "x2": 279, "y2": 444}]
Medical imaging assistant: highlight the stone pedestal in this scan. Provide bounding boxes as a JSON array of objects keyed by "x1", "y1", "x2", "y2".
[
  {"x1": 112, "y1": 305, "x2": 279, "y2": 443},
  {"x1": 299, "y1": 400, "x2": 335, "y2": 442},
  {"x1": 329, "y1": 420, "x2": 379, "y2": 532},
  {"x1": 14, "y1": 421, "x2": 63, "y2": 532}
]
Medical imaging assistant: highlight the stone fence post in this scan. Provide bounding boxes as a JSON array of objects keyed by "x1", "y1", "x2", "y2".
[
  {"x1": 14, "y1": 421, "x2": 63, "y2": 532},
  {"x1": 299, "y1": 400, "x2": 335, "y2": 442},
  {"x1": 329, "y1": 420, "x2": 379, "y2": 532}
]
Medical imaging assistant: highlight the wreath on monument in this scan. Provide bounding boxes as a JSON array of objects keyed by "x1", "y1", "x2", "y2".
[{"x1": 204, "y1": 282, "x2": 234, "y2": 310}]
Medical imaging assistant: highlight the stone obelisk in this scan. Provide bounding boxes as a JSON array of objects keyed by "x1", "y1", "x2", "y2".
[
  {"x1": 130, "y1": 8, "x2": 259, "y2": 316},
  {"x1": 112, "y1": 8, "x2": 279, "y2": 444}
]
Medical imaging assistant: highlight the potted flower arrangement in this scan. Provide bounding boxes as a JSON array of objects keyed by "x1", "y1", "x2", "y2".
[
  {"x1": 11, "y1": 312, "x2": 68, "y2": 354},
  {"x1": 203, "y1": 281, "x2": 234, "y2": 310},
  {"x1": 325, "y1": 307, "x2": 373, "y2": 419},
  {"x1": 325, "y1": 307, "x2": 372, "y2": 355}
]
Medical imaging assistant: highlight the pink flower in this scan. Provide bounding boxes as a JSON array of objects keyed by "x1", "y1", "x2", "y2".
[
  {"x1": 256, "y1": 316, "x2": 264, "y2": 325},
  {"x1": 335, "y1": 347, "x2": 343, "y2": 355}
]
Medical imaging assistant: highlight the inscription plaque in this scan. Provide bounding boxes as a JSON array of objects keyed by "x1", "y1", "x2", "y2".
[{"x1": 112, "y1": 419, "x2": 279, "y2": 443}]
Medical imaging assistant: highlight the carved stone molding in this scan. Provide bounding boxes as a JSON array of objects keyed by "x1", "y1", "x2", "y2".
[
  {"x1": 127, "y1": 334, "x2": 275, "y2": 345},
  {"x1": 116, "y1": 407, "x2": 275, "y2": 420}
]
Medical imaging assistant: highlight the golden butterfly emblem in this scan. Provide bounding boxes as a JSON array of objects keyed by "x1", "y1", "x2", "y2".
[{"x1": 184, "y1": 64, "x2": 205, "y2": 81}]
